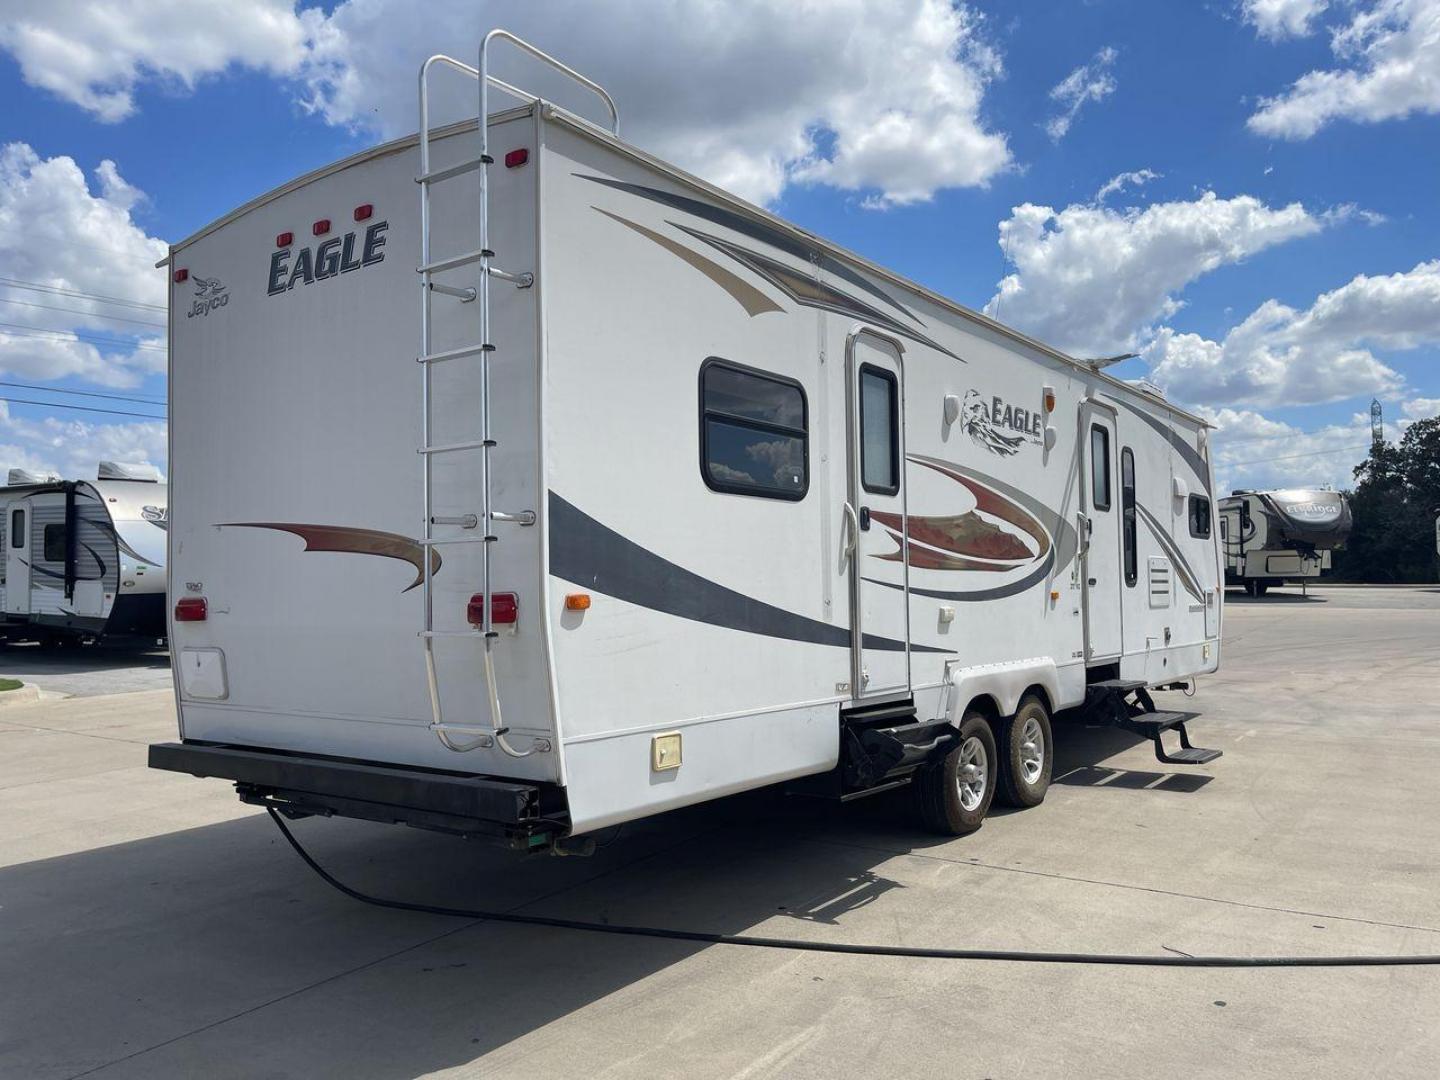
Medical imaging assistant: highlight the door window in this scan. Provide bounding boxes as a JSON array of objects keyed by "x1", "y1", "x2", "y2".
[
  {"x1": 1089, "y1": 425, "x2": 1111, "y2": 511},
  {"x1": 1121, "y1": 448, "x2": 1137, "y2": 587},
  {"x1": 10, "y1": 510, "x2": 22, "y2": 548},
  {"x1": 859, "y1": 364, "x2": 899, "y2": 495}
]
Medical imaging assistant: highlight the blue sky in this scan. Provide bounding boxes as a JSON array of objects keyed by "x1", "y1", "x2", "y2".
[{"x1": 0, "y1": 0, "x2": 1436, "y2": 491}]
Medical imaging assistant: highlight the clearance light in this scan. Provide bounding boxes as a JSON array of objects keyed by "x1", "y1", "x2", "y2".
[
  {"x1": 173, "y1": 268, "x2": 189, "y2": 283},
  {"x1": 175, "y1": 596, "x2": 208, "y2": 622},
  {"x1": 276, "y1": 231, "x2": 294, "y2": 247},
  {"x1": 1042, "y1": 385, "x2": 1057, "y2": 413},
  {"x1": 353, "y1": 204, "x2": 373, "y2": 221},
  {"x1": 565, "y1": 593, "x2": 591, "y2": 611},
  {"x1": 505, "y1": 148, "x2": 529, "y2": 168},
  {"x1": 468, "y1": 591, "x2": 518, "y2": 626},
  {"x1": 312, "y1": 219, "x2": 331, "y2": 236}
]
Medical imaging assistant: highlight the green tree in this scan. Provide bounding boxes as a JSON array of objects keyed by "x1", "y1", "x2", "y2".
[{"x1": 1338, "y1": 416, "x2": 1440, "y2": 582}]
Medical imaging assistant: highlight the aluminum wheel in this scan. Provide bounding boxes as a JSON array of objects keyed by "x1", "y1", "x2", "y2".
[
  {"x1": 955, "y1": 735, "x2": 989, "y2": 812},
  {"x1": 1018, "y1": 714, "x2": 1045, "y2": 785}
]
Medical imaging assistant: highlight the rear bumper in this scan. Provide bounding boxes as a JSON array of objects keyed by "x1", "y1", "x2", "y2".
[{"x1": 149, "y1": 741, "x2": 564, "y2": 849}]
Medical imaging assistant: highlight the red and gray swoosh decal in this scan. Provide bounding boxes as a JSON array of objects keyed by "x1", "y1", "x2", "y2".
[
  {"x1": 865, "y1": 456, "x2": 1080, "y2": 602},
  {"x1": 549, "y1": 493, "x2": 946, "y2": 654},
  {"x1": 220, "y1": 523, "x2": 439, "y2": 592}
]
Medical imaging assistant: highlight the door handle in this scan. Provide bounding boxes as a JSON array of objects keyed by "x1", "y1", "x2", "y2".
[
  {"x1": 1077, "y1": 511, "x2": 1091, "y2": 559},
  {"x1": 841, "y1": 502, "x2": 859, "y2": 562},
  {"x1": 859, "y1": 506, "x2": 871, "y2": 531}
]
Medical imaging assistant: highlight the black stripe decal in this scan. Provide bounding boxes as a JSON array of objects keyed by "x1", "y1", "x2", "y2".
[
  {"x1": 1108, "y1": 396, "x2": 1212, "y2": 496},
  {"x1": 575, "y1": 173, "x2": 923, "y2": 327},
  {"x1": 549, "y1": 493, "x2": 945, "y2": 654},
  {"x1": 1135, "y1": 504, "x2": 1207, "y2": 603}
]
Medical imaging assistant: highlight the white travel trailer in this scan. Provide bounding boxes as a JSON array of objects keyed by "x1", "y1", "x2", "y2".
[
  {"x1": 151, "y1": 33, "x2": 1223, "y2": 849},
  {"x1": 1219, "y1": 488, "x2": 1351, "y2": 596},
  {"x1": 0, "y1": 463, "x2": 168, "y2": 643}
]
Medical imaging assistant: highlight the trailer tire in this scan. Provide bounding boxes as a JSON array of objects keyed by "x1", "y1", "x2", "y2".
[
  {"x1": 997, "y1": 695, "x2": 1052, "y2": 809},
  {"x1": 916, "y1": 711, "x2": 997, "y2": 836},
  {"x1": 1253, "y1": 581, "x2": 1269, "y2": 597}
]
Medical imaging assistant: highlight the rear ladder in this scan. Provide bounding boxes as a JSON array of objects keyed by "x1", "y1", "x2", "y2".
[{"x1": 415, "y1": 31, "x2": 618, "y2": 756}]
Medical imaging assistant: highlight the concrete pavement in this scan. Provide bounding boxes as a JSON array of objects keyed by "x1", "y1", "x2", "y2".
[{"x1": 2, "y1": 584, "x2": 1439, "y2": 1078}]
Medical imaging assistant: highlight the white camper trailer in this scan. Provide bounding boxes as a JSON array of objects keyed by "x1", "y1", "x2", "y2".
[
  {"x1": 0, "y1": 463, "x2": 168, "y2": 643},
  {"x1": 1219, "y1": 488, "x2": 1351, "y2": 596},
  {"x1": 151, "y1": 33, "x2": 1224, "y2": 849}
]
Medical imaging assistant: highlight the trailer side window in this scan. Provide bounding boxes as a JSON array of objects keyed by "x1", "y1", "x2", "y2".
[
  {"x1": 858, "y1": 365, "x2": 899, "y2": 496},
  {"x1": 43, "y1": 524, "x2": 66, "y2": 563},
  {"x1": 700, "y1": 359, "x2": 808, "y2": 500},
  {"x1": 1121, "y1": 448, "x2": 1137, "y2": 587},
  {"x1": 1189, "y1": 494, "x2": 1212, "y2": 538},
  {"x1": 9, "y1": 510, "x2": 22, "y2": 548},
  {"x1": 1089, "y1": 425, "x2": 1111, "y2": 511}
]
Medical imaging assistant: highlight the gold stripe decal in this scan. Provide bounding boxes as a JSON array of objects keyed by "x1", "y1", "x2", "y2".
[{"x1": 592, "y1": 208, "x2": 783, "y2": 317}]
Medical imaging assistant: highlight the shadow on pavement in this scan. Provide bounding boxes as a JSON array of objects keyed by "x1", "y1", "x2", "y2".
[
  {"x1": 0, "y1": 722, "x2": 1205, "y2": 1078},
  {"x1": 1223, "y1": 591, "x2": 1327, "y2": 605}
]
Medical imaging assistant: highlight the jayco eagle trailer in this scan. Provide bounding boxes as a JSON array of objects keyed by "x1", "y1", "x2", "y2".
[
  {"x1": 1219, "y1": 489, "x2": 1351, "y2": 596},
  {"x1": 0, "y1": 463, "x2": 168, "y2": 642},
  {"x1": 150, "y1": 32, "x2": 1224, "y2": 849}
]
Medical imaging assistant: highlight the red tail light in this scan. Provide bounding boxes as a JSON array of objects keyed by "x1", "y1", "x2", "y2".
[
  {"x1": 467, "y1": 591, "x2": 518, "y2": 626},
  {"x1": 276, "y1": 231, "x2": 293, "y2": 247},
  {"x1": 504, "y1": 148, "x2": 529, "y2": 168},
  {"x1": 353, "y1": 203, "x2": 373, "y2": 221},
  {"x1": 175, "y1": 596, "x2": 207, "y2": 622},
  {"x1": 312, "y1": 218, "x2": 331, "y2": 236},
  {"x1": 173, "y1": 268, "x2": 189, "y2": 283}
]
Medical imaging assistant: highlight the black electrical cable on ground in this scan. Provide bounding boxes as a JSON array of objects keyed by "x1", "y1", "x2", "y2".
[{"x1": 268, "y1": 808, "x2": 1440, "y2": 968}]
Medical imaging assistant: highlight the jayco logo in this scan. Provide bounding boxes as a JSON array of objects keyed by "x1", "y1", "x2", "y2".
[
  {"x1": 267, "y1": 221, "x2": 389, "y2": 296},
  {"x1": 960, "y1": 389, "x2": 1044, "y2": 457},
  {"x1": 186, "y1": 276, "x2": 229, "y2": 318}
]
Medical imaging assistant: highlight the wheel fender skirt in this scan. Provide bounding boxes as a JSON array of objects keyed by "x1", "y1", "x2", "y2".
[{"x1": 945, "y1": 657, "x2": 1061, "y2": 721}]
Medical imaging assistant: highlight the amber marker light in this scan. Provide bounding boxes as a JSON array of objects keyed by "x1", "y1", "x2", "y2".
[{"x1": 565, "y1": 593, "x2": 592, "y2": 611}]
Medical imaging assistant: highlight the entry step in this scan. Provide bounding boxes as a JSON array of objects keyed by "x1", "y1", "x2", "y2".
[
  {"x1": 1119, "y1": 710, "x2": 1222, "y2": 767},
  {"x1": 1118, "y1": 710, "x2": 1196, "y2": 735},
  {"x1": 1088, "y1": 677, "x2": 1148, "y2": 693}
]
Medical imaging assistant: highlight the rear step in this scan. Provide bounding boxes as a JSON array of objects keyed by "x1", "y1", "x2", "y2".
[{"x1": 1117, "y1": 710, "x2": 1222, "y2": 766}]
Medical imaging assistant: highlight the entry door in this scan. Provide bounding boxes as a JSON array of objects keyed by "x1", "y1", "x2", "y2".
[
  {"x1": 5, "y1": 503, "x2": 29, "y2": 615},
  {"x1": 846, "y1": 331, "x2": 909, "y2": 698},
  {"x1": 1080, "y1": 405, "x2": 1121, "y2": 661}
]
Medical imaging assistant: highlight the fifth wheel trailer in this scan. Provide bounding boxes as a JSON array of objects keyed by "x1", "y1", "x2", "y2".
[
  {"x1": 0, "y1": 463, "x2": 168, "y2": 643},
  {"x1": 151, "y1": 31, "x2": 1224, "y2": 850},
  {"x1": 1219, "y1": 488, "x2": 1352, "y2": 596}
]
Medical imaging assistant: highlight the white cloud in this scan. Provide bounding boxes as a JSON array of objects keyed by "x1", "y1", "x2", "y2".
[
  {"x1": 1094, "y1": 168, "x2": 1161, "y2": 204},
  {"x1": 1203, "y1": 406, "x2": 1371, "y2": 492},
  {"x1": 1044, "y1": 46, "x2": 1117, "y2": 141},
  {"x1": 985, "y1": 191, "x2": 1323, "y2": 356},
  {"x1": 1146, "y1": 260, "x2": 1440, "y2": 406},
  {"x1": 0, "y1": 402, "x2": 166, "y2": 481},
  {"x1": 300, "y1": 0, "x2": 1012, "y2": 207},
  {"x1": 0, "y1": 143, "x2": 168, "y2": 387},
  {"x1": 0, "y1": 0, "x2": 318, "y2": 122},
  {"x1": 0, "y1": 1, "x2": 1014, "y2": 209},
  {"x1": 1401, "y1": 396, "x2": 1440, "y2": 419},
  {"x1": 1248, "y1": 0, "x2": 1440, "y2": 138},
  {"x1": 1242, "y1": 0, "x2": 1330, "y2": 40}
]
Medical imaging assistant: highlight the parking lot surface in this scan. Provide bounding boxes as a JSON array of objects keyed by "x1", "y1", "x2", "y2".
[
  {"x1": 0, "y1": 642, "x2": 171, "y2": 698},
  {"x1": 3, "y1": 585, "x2": 1439, "y2": 1079}
]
